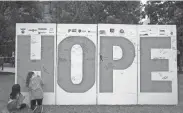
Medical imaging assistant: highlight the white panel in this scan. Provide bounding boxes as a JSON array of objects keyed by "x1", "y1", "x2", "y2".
[
  {"x1": 33, "y1": 71, "x2": 41, "y2": 77},
  {"x1": 16, "y1": 23, "x2": 56, "y2": 105},
  {"x1": 56, "y1": 24, "x2": 97, "y2": 105},
  {"x1": 138, "y1": 25, "x2": 177, "y2": 105},
  {"x1": 113, "y1": 46, "x2": 123, "y2": 60},
  {"x1": 30, "y1": 35, "x2": 41, "y2": 60},
  {"x1": 16, "y1": 23, "x2": 56, "y2": 35},
  {"x1": 151, "y1": 72, "x2": 174, "y2": 81},
  {"x1": 97, "y1": 24, "x2": 138, "y2": 105},
  {"x1": 151, "y1": 49, "x2": 176, "y2": 81},
  {"x1": 71, "y1": 45, "x2": 83, "y2": 84}
]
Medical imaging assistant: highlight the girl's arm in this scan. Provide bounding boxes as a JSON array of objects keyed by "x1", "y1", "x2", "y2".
[
  {"x1": 15, "y1": 93, "x2": 21, "y2": 109},
  {"x1": 28, "y1": 79, "x2": 33, "y2": 91},
  {"x1": 28, "y1": 86, "x2": 32, "y2": 91},
  {"x1": 41, "y1": 78, "x2": 44, "y2": 87},
  {"x1": 16, "y1": 93, "x2": 25, "y2": 109},
  {"x1": 39, "y1": 76, "x2": 44, "y2": 87}
]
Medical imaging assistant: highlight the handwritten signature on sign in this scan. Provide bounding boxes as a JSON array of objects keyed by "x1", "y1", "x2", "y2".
[
  {"x1": 159, "y1": 73, "x2": 168, "y2": 80},
  {"x1": 162, "y1": 76, "x2": 168, "y2": 79}
]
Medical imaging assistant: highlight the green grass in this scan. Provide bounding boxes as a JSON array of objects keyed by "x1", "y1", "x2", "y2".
[
  {"x1": 16, "y1": 105, "x2": 183, "y2": 113},
  {"x1": 1, "y1": 73, "x2": 183, "y2": 113}
]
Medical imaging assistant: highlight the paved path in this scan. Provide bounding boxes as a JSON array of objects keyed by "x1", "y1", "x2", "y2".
[
  {"x1": 0, "y1": 63, "x2": 15, "y2": 73},
  {"x1": 0, "y1": 67, "x2": 15, "y2": 73}
]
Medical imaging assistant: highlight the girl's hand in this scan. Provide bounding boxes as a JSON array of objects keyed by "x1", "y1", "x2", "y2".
[
  {"x1": 28, "y1": 87, "x2": 31, "y2": 91},
  {"x1": 16, "y1": 93, "x2": 20, "y2": 99},
  {"x1": 17, "y1": 105, "x2": 21, "y2": 109}
]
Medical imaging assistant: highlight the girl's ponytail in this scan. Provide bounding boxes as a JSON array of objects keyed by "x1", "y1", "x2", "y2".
[{"x1": 26, "y1": 72, "x2": 34, "y2": 87}]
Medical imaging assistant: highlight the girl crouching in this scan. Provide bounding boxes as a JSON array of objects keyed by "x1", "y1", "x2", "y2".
[{"x1": 7, "y1": 84, "x2": 26, "y2": 112}]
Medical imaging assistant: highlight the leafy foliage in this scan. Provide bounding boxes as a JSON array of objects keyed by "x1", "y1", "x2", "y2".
[
  {"x1": 144, "y1": 1, "x2": 176, "y2": 24},
  {"x1": 0, "y1": 1, "x2": 43, "y2": 54},
  {"x1": 2, "y1": 1, "x2": 183, "y2": 56},
  {"x1": 47, "y1": 1, "x2": 141, "y2": 24},
  {"x1": 143, "y1": 1, "x2": 183, "y2": 52}
]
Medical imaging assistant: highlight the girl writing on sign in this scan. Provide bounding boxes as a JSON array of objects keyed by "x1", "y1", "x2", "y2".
[{"x1": 26, "y1": 72, "x2": 44, "y2": 113}]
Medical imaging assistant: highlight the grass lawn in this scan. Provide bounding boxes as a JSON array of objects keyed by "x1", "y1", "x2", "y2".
[
  {"x1": 1, "y1": 72, "x2": 183, "y2": 113},
  {"x1": 0, "y1": 72, "x2": 14, "y2": 111}
]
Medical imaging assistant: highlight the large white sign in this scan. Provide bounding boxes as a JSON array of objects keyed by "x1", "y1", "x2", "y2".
[
  {"x1": 138, "y1": 25, "x2": 177, "y2": 105},
  {"x1": 56, "y1": 24, "x2": 97, "y2": 105},
  {"x1": 30, "y1": 35, "x2": 41, "y2": 60},
  {"x1": 97, "y1": 24, "x2": 138, "y2": 105},
  {"x1": 16, "y1": 23, "x2": 56, "y2": 105},
  {"x1": 16, "y1": 23, "x2": 177, "y2": 105}
]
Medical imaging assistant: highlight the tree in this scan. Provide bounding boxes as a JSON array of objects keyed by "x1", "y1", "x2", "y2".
[
  {"x1": 102, "y1": 1, "x2": 141, "y2": 24},
  {"x1": 143, "y1": 1, "x2": 183, "y2": 71},
  {"x1": 0, "y1": 1, "x2": 43, "y2": 56},
  {"x1": 143, "y1": 1, "x2": 176, "y2": 24},
  {"x1": 0, "y1": 1, "x2": 142, "y2": 56},
  {"x1": 46, "y1": 1, "x2": 141, "y2": 24},
  {"x1": 143, "y1": 1, "x2": 183, "y2": 43}
]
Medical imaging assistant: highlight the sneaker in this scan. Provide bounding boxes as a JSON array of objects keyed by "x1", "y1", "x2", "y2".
[
  {"x1": 41, "y1": 106, "x2": 43, "y2": 113},
  {"x1": 32, "y1": 106, "x2": 38, "y2": 113},
  {"x1": 32, "y1": 105, "x2": 43, "y2": 113},
  {"x1": 38, "y1": 105, "x2": 43, "y2": 113}
]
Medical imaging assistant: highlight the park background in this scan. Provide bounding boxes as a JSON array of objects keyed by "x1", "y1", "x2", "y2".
[{"x1": 1, "y1": 1, "x2": 183, "y2": 113}]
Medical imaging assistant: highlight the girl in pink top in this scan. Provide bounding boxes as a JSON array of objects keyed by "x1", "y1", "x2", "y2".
[{"x1": 26, "y1": 72, "x2": 44, "y2": 112}]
